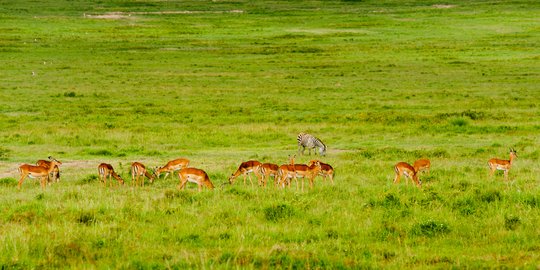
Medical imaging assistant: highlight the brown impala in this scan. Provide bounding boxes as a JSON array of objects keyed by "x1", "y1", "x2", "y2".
[
  {"x1": 178, "y1": 167, "x2": 214, "y2": 191},
  {"x1": 488, "y1": 148, "x2": 517, "y2": 181},
  {"x1": 393, "y1": 162, "x2": 421, "y2": 188},
  {"x1": 154, "y1": 158, "x2": 190, "y2": 180},
  {"x1": 308, "y1": 160, "x2": 334, "y2": 184},
  {"x1": 18, "y1": 158, "x2": 62, "y2": 190},
  {"x1": 413, "y1": 158, "x2": 431, "y2": 175},
  {"x1": 228, "y1": 160, "x2": 262, "y2": 186},
  {"x1": 98, "y1": 163, "x2": 125, "y2": 187},
  {"x1": 36, "y1": 156, "x2": 61, "y2": 183},
  {"x1": 258, "y1": 163, "x2": 279, "y2": 187},
  {"x1": 131, "y1": 162, "x2": 154, "y2": 187}
]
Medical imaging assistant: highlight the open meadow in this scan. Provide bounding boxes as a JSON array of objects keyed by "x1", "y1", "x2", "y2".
[{"x1": 0, "y1": 0, "x2": 539, "y2": 268}]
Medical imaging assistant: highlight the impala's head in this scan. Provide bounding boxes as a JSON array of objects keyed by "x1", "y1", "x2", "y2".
[
  {"x1": 308, "y1": 160, "x2": 320, "y2": 166},
  {"x1": 510, "y1": 148, "x2": 517, "y2": 158},
  {"x1": 414, "y1": 173, "x2": 422, "y2": 188},
  {"x1": 153, "y1": 166, "x2": 162, "y2": 179},
  {"x1": 228, "y1": 175, "x2": 236, "y2": 185},
  {"x1": 48, "y1": 156, "x2": 62, "y2": 166},
  {"x1": 288, "y1": 155, "x2": 296, "y2": 164},
  {"x1": 312, "y1": 161, "x2": 322, "y2": 172}
]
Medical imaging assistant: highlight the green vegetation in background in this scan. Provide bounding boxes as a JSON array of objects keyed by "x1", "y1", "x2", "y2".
[{"x1": 0, "y1": 0, "x2": 538, "y2": 268}]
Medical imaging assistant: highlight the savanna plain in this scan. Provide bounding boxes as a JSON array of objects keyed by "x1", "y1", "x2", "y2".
[{"x1": 0, "y1": 0, "x2": 539, "y2": 268}]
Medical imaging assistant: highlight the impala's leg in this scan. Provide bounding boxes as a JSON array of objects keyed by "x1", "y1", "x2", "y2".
[
  {"x1": 504, "y1": 170, "x2": 509, "y2": 181},
  {"x1": 248, "y1": 173, "x2": 254, "y2": 186},
  {"x1": 281, "y1": 175, "x2": 287, "y2": 188},
  {"x1": 109, "y1": 173, "x2": 113, "y2": 188},
  {"x1": 488, "y1": 163, "x2": 495, "y2": 177},
  {"x1": 178, "y1": 173, "x2": 186, "y2": 190},
  {"x1": 404, "y1": 172, "x2": 410, "y2": 185},
  {"x1": 40, "y1": 176, "x2": 46, "y2": 189},
  {"x1": 329, "y1": 172, "x2": 334, "y2": 184},
  {"x1": 18, "y1": 174, "x2": 28, "y2": 190},
  {"x1": 55, "y1": 166, "x2": 60, "y2": 182},
  {"x1": 181, "y1": 177, "x2": 188, "y2": 189},
  {"x1": 393, "y1": 171, "x2": 401, "y2": 184}
]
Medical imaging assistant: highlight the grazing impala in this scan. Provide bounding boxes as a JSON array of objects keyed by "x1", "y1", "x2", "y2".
[
  {"x1": 258, "y1": 163, "x2": 279, "y2": 187},
  {"x1": 36, "y1": 156, "x2": 61, "y2": 183},
  {"x1": 413, "y1": 159, "x2": 431, "y2": 175},
  {"x1": 228, "y1": 160, "x2": 262, "y2": 186},
  {"x1": 308, "y1": 160, "x2": 334, "y2": 184},
  {"x1": 154, "y1": 158, "x2": 190, "y2": 180},
  {"x1": 393, "y1": 162, "x2": 421, "y2": 188},
  {"x1": 98, "y1": 163, "x2": 124, "y2": 187},
  {"x1": 131, "y1": 162, "x2": 154, "y2": 187},
  {"x1": 178, "y1": 167, "x2": 214, "y2": 191},
  {"x1": 488, "y1": 148, "x2": 517, "y2": 181},
  {"x1": 18, "y1": 159, "x2": 62, "y2": 190}
]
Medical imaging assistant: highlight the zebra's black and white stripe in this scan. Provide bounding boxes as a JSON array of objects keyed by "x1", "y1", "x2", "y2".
[{"x1": 297, "y1": 132, "x2": 326, "y2": 156}]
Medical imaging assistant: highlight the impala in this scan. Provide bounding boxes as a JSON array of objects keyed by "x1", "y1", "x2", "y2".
[
  {"x1": 131, "y1": 162, "x2": 154, "y2": 187},
  {"x1": 36, "y1": 156, "x2": 61, "y2": 183},
  {"x1": 393, "y1": 162, "x2": 421, "y2": 188},
  {"x1": 98, "y1": 163, "x2": 124, "y2": 187},
  {"x1": 276, "y1": 163, "x2": 297, "y2": 188},
  {"x1": 308, "y1": 160, "x2": 334, "y2": 184},
  {"x1": 154, "y1": 158, "x2": 190, "y2": 180},
  {"x1": 228, "y1": 160, "x2": 262, "y2": 186},
  {"x1": 276, "y1": 155, "x2": 297, "y2": 188},
  {"x1": 413, "y1": 158, "x2": 431, "y2": 175},
  {"x1": 488, "y1": 148, "x2": 517, "y2": 181},
  {"x1": 18, "y1": 159, "x2": 62, "y2": 190},
  {"x1": 178, "y1": 167, "x2": 214, "y2": 191},
  {"x1": 290, "y1": 161, "x2": 322, "y2": 191},
  {"x1": 258, "y1": 163, "x2": 279, "y2": 187}
]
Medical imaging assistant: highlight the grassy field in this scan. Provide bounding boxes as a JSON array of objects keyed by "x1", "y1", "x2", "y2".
[{"x1": 1, "y1": 0, "x2": 539, "y2": 268}]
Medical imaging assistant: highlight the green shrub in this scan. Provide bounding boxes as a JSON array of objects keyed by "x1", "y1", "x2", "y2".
[
  {"x1": 504, "y1": 215, "x2": 521, "y2": 230},
  {"x1": 79, "y1": 174, "x2": 98, "y2": 185},
  {"x1": 412, "y1": 220, "x2": 451, "y2": 237},
  {"x1": 0, "y1": 177, "x2": 16, "y2": 186},
  {"x1": 450, "y1": 117, "x2": 469, "y2": 127},
  {"x1": 263, "y1": 204, "x2": 295, "y2": 222}
]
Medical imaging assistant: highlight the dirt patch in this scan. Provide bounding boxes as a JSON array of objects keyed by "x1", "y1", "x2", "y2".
[
  {"x1": 432, "y1": 4, "x2": 456, "y2": 9},
  {"x1": 84, "y1": 10, "x2": 244, "y2": 19},
  {"x1": 84, "y1": 12, "x2": 131, "y2": 20}
]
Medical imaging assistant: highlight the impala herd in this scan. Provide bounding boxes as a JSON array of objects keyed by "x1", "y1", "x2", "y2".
[{"x1": 16, "y1": 148, "x2": 518, "y2": 191}]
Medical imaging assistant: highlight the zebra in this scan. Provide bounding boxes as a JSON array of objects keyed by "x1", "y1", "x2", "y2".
[{"x1": 297, "y1": 132, "x2": 326, "y2": 156}]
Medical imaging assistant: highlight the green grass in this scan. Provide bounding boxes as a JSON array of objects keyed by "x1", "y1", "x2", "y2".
[{"x1": 1, "y1": 0, "x2": 539, "y2": 268}]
